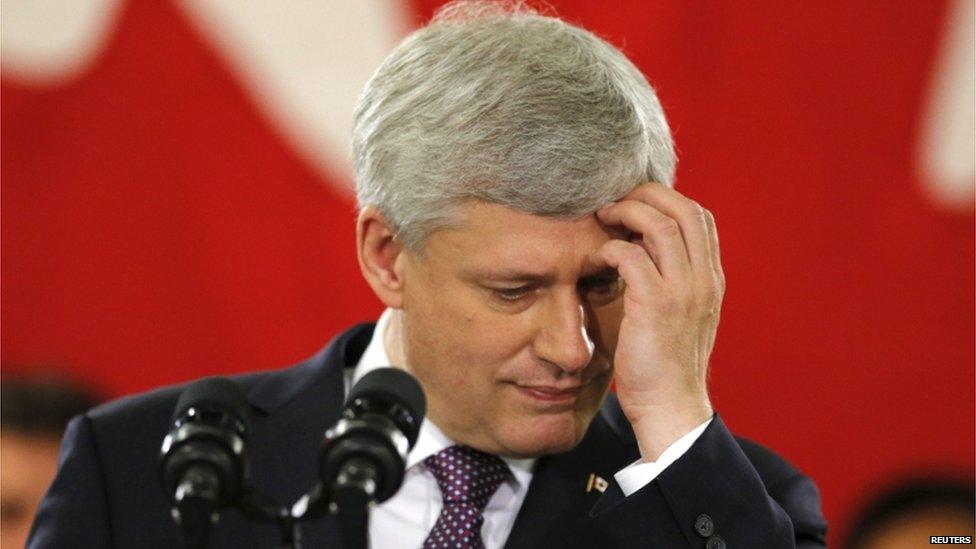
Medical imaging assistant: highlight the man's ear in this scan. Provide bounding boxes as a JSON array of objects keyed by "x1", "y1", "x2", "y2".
[{"x1": 357, "y1": 206, "x2": 407, "y2": 309}]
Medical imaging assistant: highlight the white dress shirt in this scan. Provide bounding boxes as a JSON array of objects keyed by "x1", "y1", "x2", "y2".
[{"x1": 347, "y1": 308, "x2": 711, "y2": 549}]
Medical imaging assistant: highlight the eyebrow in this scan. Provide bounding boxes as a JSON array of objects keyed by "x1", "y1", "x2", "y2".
[
  {"x1": 464, "y1": 266, "x2": 618, "y2": 284},
  {"x1": 465, "y1": 269, "x2": 554, "y2": 283}
]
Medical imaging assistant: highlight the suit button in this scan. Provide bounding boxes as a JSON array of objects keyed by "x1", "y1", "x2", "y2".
[
  {"x1": 705, "y1": 535, "x2": 726, "y2": 549},
  {"x1": 694, "y1": 514, "x2": 715, "y2": 537}
]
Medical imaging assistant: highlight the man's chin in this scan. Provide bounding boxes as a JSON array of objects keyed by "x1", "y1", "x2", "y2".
[{"x1": 495, "y1": 411, "x2": 595, "y2": 459}]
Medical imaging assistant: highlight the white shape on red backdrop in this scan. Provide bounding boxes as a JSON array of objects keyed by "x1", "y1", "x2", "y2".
[
  {"x1": 173, "y1": 0, "x2": 411, "y2": 190},
  {"x1": 0, "y1": 0, "x2": 124, "y2": 84},
  {"x1": 917, "y1": 0, "x2": 975, "y2": 210},
  {"x1": 0, "y1": 0, "x2": 412, "y2": 192}
]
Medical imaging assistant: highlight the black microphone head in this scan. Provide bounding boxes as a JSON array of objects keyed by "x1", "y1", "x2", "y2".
[
  {"x1": 346, "y1": 367, "x2": 425, "y2": 446},
  {"x1": 173, "y1": 377, "x2": 251, "y2": 432},
  {"x1": 161, "y1": 377, "x2": 251, "y2": 511}
]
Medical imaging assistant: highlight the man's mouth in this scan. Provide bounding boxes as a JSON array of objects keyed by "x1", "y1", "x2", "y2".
[{"x1": 513, "y1": 383, "x2": 584, "y2": 403}]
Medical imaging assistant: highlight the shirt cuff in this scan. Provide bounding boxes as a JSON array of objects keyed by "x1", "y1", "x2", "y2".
[{"x1": 613, "y1": 417, "x2": 713, "y2": 497}]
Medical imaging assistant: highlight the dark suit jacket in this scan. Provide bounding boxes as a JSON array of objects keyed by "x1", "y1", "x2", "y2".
[{"x1": 29, "y1": 323, "x2": 827, "y2": 548}]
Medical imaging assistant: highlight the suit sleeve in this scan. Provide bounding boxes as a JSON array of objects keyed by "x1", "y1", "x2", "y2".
[
  {"x1": 588, "y1": 415, "x2": 827, "y2": 548},
  {"x1": 28, "y1": 414, "x2": 113, "y2": 548}
]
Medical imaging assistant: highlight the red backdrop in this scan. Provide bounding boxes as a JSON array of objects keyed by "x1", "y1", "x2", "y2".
[{"x1": 3, "y1": 1, "x2": 973, "y2": 544}]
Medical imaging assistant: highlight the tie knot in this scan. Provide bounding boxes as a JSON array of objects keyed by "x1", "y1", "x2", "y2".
[{"x1": 424, "y1": 445, "x2": 511, "y2": 507}]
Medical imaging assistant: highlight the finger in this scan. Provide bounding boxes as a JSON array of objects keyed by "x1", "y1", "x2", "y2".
[
  {"x1": 623, "y1": 183, "x2": 712, "y2": 278},
  {"x1": 589, "y1": 239, "x2": 662, "y2": 306},
  {"x1": 596, "y1": 199, "x2": 692, "y2": 282},
  {"x1": 702, "y1": 209, "x2": 725, "y2": 291}
]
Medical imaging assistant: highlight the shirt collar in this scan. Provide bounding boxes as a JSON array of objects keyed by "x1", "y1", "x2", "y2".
[
  {"x1": 350, "y1": 308, "x2": 396, "y2": 387},
  {"x1": 352, "y1": 308, "x2": 536, "y2": 489}
]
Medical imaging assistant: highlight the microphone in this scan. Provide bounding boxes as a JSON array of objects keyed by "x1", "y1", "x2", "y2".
[
  {"x1": 160, "y1": 377, "x2": 251, "y2": 548},
  {"x1": 320, "y1": 367, "x2": 425, "y2": 504},
  {"x1": 293, "y1": 367, "x2": 425, "y2": 549}
]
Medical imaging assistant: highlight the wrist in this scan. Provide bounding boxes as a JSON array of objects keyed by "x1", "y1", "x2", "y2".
[{"x1": 628, "y1": 399, "x2": 713, "y2": 462}]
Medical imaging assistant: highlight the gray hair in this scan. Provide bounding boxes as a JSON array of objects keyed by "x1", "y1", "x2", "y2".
[{"x1": 352, "y1": 0, "x2": 675, "y2": 250}]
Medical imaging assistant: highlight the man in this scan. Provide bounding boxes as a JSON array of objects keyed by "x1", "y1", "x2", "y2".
[
  {"x1": 844, "y1": 478, "x2": 974, "y2": 548},
  {"x1": 1, "y1": 374, "x2": 100, "y2": 548},
  {"x1": 30, "y1": 2, "x2": 827, "y2": 547}
]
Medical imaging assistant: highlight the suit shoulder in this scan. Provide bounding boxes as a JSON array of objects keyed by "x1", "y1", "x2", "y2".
[
  {"x1": 84, "y1": 367, "x2": 285, "y2": 449},
  {"x1": 734, "y1": 436, "x2": 827, "y2": 542},
  {"x1": 90, "y1": 370, "x2": 263, "y2": 420},
  {"x1": 733, "y1": 435, "x2": 821, "y2": 502},
  {"x1": 734, "y1": 436, "x2": 803, "y2": 487},
  {"x1": 89, "y1": 384, "x2": 182, "y2": 423}
]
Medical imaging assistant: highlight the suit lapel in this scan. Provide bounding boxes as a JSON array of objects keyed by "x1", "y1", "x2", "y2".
[
  {"x1": 504, "y1": 396, "x2": 639, "y2": 549},
  {"x1": 243, "y1": 323, "x2": 375, "y2": 548},
  {"x1": 503, "y1": 452, "x2": 598, "y2": 549}
]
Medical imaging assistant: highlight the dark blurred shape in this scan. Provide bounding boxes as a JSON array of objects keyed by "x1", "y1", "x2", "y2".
[
  {"x1": 1, "y1": 372, "x2": 103, "y2": 549},
  {"x1": 844, "y1": 477, "x2": 975, "y2": 549},
  {"x1": 1, "y1": 374, "x2": 102, "y2": 434}
]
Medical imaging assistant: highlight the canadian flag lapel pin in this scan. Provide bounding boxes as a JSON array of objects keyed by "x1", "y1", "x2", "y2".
[{"x1": 585, "y1": 473, "x2": 608, "y2": 493}]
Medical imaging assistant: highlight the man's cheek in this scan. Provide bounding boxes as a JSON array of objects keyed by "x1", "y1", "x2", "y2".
[
  {"x1": 449, "y1": 365, "x2": 470, "y2": 389},
  {"x1": 455, "y1": 311, "x2": 521, "y2": 356}
]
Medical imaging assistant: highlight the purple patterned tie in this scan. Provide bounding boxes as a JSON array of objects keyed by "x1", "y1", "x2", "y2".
[{"x1": 422, "y1": 445, "x2": 511, "y2": 549}]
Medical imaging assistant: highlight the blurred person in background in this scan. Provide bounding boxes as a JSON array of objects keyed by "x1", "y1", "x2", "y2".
[
  {"x1": 1, "y1": 373, "x2": 101, "y2": 548},
  {"x1": 844, "y1": 478, "x2": 975, "y2": 549}
]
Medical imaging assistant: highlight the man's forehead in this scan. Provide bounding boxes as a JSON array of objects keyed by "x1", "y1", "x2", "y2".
[
  {"x1": 425, "y1": 201, "x2": 622, "y2": 279},
  {"x1": 451, "y1": 201, "x2": 618, "y2": 238}
]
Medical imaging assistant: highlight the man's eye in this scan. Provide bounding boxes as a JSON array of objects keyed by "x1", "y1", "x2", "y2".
[
  {"x1": 494, "y1": 286, "x2": 531, "y2": 302},
  {"x1": 578, "y1": 276, "x2": 622, "y2": 300}
]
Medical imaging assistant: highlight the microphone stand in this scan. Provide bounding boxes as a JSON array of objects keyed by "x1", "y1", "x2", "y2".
[
  {"x1": 288, "y1": 472, "x2": 374, "y2": 549},
  {"x1": 171, "y1": 464, "x2": 221, "y2": 549},
  {"x1": 171, "y1": 481, "x2": 374, "y2": 549},
  {"x1": 332, "y1": 457, "x2": 377, "y2": 549},
  {"x1": 236, "y1": 491, "x2": 304, "y2": 549}
]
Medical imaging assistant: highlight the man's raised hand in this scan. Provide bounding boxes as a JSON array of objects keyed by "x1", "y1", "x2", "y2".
[{"x1": 592, "y1": 182, "x2": 724, "y2": 461}]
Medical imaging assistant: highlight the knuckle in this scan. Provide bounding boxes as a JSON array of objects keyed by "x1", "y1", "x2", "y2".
[
  {"x1": 701, "y1": 285, "x2": 721, "y2": 304},
  {"x1": 654, "y1": 217, "x2": 680, "y2": 235},
  {"x1": 625, "y1": 185, "x2": 650, "y2": 202},
  {"x1": 714, "y1": 283, "x2": 726, "y2": 301},
  {"x1": 690, "y1": 204, "x2": 709, "y2": 223},
  {"x1": 624, "y1": 243, "x2": 647, "y2": 263},
  {"x1": 701, "y1": 208, "x2": 716, "y2": 228},
  {"x1": 605, "y1": 239, "x2": 628, "y2": 256}
]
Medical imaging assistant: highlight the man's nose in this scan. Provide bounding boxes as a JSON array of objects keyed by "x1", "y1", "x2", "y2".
[{"x1": 532, "y1": 291, "x2": 595, "y2": 374}]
